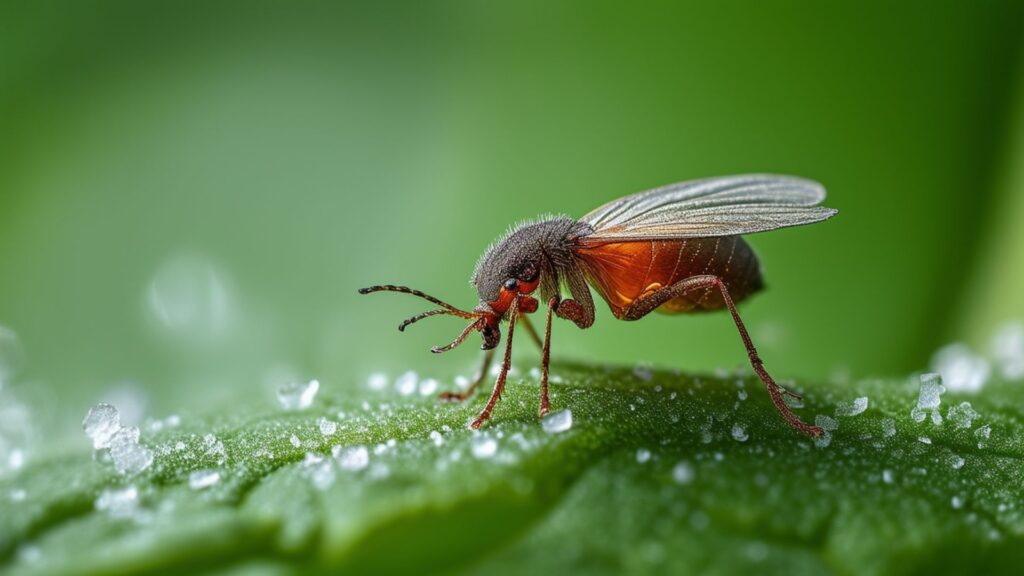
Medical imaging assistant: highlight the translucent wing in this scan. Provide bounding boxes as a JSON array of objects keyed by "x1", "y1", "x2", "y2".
[{"x1": 580, "y1": 174, "x2": 836, "y2": 240}]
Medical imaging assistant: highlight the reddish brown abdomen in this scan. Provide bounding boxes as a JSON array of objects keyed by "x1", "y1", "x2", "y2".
[{"x1": 574, "y1": 236, "x2": 763, "y2": 319}]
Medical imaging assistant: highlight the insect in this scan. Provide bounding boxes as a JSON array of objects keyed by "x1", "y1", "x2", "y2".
[{"x1": 360, "y1": 174, "x2": 837, "y2": 437}]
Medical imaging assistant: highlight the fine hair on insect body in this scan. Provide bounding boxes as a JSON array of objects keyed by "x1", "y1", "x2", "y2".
[{"x1": 360, "y1": 174, "x2": 837, "y2": 437}]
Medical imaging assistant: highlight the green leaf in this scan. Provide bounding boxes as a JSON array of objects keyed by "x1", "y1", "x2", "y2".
[{"x1": 2, "y1": 364, "x2": 1023, "y2": 576}]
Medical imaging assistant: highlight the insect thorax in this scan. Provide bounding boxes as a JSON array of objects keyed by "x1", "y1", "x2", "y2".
[{"x1": 472, "y1": 216, "x2": 591, "y2": 303}]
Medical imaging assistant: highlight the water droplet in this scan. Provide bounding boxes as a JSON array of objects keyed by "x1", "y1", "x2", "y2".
[
  {"x1": 189, "y1": 469, "x2": 221, "y2": 490},
  {"x1": 0, "y1": 326, "x2": 25, "y2": 381},
  {"x1": 395, "y1": 371, "x2": 418, "y2": 396},
  {"x1": 429, "y1": 430, "x2": 444, "y2": 447},
  {"x1": 836, "y1": 396, "x2": 869, "y2": 417},
  {"x1": 672, "y1": 461, "x2": 694, "y2": 484},
  {"x1": 931, "y1": 343, "x2": 990, "y2": 392},
  {"x1": 367, "y1": 373, "x2": 388, "y2": 391},
  {"x1": 83, "y1": 403, "x2": 121, "y2": 449},
  {"x1": 277, "y1": 379, "x2": 319, "y2": 410},
  {"x1": 991, "y1": 322, "x2": 1024, "y2": 380},
  {"x1": 541, "y1": 409, "x2": 573, "y2": 434},
  {"x1": 147, "y1": 254, "x2": 232, "y2": 337},
  {"x1": 731, "y1": 424, "x2": 748, "y2": 442},
  {"x1": 418, "y1": 378, "x2": 439, "y2": 396},
  {"x1": 336, "y1": 445, "x2": 369, "y2": 471},
  {"x1": 633, "y1": 364, "x2": 653, "y2": 381},
  {"x1": 636, "y1": 448, "x2": 652, "y2": 463},
  {"x1": 471, "y1": 435, "x2": 498, "y2": 459},
  {"x1": 95, "y1": 486, "x2": 139, "y2": 518}
]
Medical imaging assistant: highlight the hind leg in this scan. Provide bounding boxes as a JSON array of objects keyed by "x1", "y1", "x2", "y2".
[{"x1": 621, "y1": 274, "x2": 822, "y2": 438}]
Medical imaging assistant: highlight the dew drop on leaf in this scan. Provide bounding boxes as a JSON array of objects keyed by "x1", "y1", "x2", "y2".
[
  {"x1": 541, "y1": 409, "x2": 573, "y2": 434},
  {"x1": 277, "y1": 379, "x2": 319, "y2": 410}
]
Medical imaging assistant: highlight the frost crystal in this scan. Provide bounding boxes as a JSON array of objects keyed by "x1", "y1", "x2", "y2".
[
  {"x1": 731, "y1": 424, "x2": 748, "y2": 442},
  {"x1": 951, "y1": 495, "x2": 964, "y2": 509},
  {"x1": 931, "y1": 343, "x2": 990, "y2": 393},
  {"x1": 202, "y1": 434, "x2": 227, "y2": 464},
  {"x1": 975, "y1": 424, "x2": 991, "y2": 449},
  {"x1": 672, "y1": 461, "x2": 695, "y2": 485},
  {"x1": 881, "y1": 418, "x2": 896, "y2": 438},
  {"x1": 107, "y1": 425, "x2": 153, "y2": 476},
  {"x1": 471, "y1": 435, "x2": 498, "y2": 459},
  {"x1": 541, "y1": 409, "x2": 573, "y2": 434},
  {"x1": 991, "y1": 322, "x2": 1024, "y2": 380},
  {"x1": 318, "y1": 418, "x2": 337, "y2": 436},
  {"x1": 917, "y1": 373, "x2": 944, "y2": 409},
  {"x1": 83, "y1": 403, "x2": 121, "y2": 449},
  {"x1": 83, "y1": 401, "x2": 153, "y2": 473},
  {"x1": 882, "y1": 469, "x2": 895, "y2": 484},
  {"x1": 277, "y1": 379, "x2": 319, "y2": 410},
  {"x1": 912, "y1": 373, "x2": 945, "y2": 424},
  {"x1": 813, "y1": 415, "x2": 838, "y2": 448},
  {"x1": 189, "y1": 469, "x2": 221, "y2": 490},
  {"x1": 289, "y1": 434, "x2": 301, "y2": 448},
  {"x1": 949, "y1": 454, "x2": 965, "y2": 470},
  {"x1": 836, "y1": 397, "x2": 869, "y2": 417},
  {"x1": 336, "y1": 445, "x2": 369, "y2": 471},
  {"x1": 636, "y1": 448, "x2": 652, "y2": 463},
  {"x1": 95, "y1": 486, "x2": 139, "y2": 518},
  {"x1": 947, "y1": 402, "x2": 980, "y2": 430}
]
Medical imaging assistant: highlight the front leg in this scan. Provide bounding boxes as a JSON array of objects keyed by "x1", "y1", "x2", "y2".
[
  {"x1": 621, "y1": 274, "x2": 823, "y2": 438},
  {"x1": 439, "y1": 348, "x2": 494, "y2": 402}
]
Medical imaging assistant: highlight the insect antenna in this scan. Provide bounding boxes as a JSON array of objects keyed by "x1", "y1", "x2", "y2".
[
  {"x1": 431, "y1": 318, "x2": 484, "y2": 354},
  {"x1": 358, "y1": 285, "x2": 479, "y2": 319}
]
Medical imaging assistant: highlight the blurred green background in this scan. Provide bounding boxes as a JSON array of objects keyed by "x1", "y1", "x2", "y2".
[{"x1": 1, "y1": 1, "x2": 1022, "y2": 447}]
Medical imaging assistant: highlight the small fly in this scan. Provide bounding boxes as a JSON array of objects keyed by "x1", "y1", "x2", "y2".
[{"x1": 360, "y1": 174, "x2": 837, "y2": 437}]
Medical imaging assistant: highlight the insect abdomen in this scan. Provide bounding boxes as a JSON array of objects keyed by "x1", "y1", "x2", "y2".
[{"x1": 575, "y1": 236, "x2": 763, "y2": 318}]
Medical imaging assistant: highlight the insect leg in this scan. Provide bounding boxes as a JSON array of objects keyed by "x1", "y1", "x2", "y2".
[
  {"x1": 471, "y1": 298, "x2": 520, "y2": 429},
  {"x1": 518, "y1": 314, "x2": 545, "y2": 352},
  {"x1": 538, "y1": 295, "x2": 558, "y2": 417},
  {"x1": 621, "y1": 275, "x2": 823, "y2": 438},
  {"x1": 556, "y1": 263, "x2": 596, "y2": 329},
  {"x1": 439, "y1": 347, "x2": 494, "y2": 402}
]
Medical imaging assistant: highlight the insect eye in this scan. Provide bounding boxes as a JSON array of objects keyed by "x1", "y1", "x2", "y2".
[{"x1": 504, "y1": 278, "x2": 519, "y2": 291}]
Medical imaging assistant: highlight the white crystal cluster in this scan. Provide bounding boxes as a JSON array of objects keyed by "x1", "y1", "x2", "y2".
[{"x1": 82, "y1": 403, "x2": 153, "y2": 476}]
